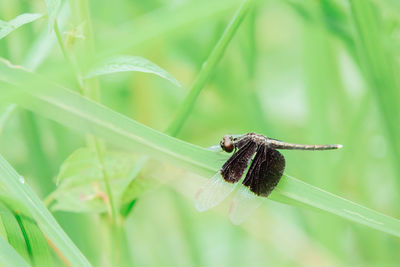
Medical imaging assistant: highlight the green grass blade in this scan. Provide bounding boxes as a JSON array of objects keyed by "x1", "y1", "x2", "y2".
[
  {"x1": 349, "y1": 0, "x2": 400, "y2": 180},
  {"x1": 0, "y1": 194, "x2": 53, "y2": 266},
  {"x1": 0, "y1": 203, "x2": 29, "y2": 263},
  {"x1": 166, "y1": 0, "x2": 254, "y2": 136},
  {"x1": 15, "y1": 214, "x2": 53, "y2": 267},
  {"x1": 1, "y1": 59, "x2": 400, "y2": 238},
  {"x1": 0, "y1": 235, "x2": 30, "y2": 267},
  {"x1": 0, "y1": 13, "x2": 43, "y2": 40},
  {"x1": 271, "y1": 175, "x2": 400, "y2": 237},
  {"x1": 0, "y1": 153, "x2": 92, "y2": 266}
]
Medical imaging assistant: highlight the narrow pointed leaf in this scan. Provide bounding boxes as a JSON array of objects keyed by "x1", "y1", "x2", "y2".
[
  {"x1": 85, "y1": 55, "x2": 181, "y2": 87},
  {"x1": 0, "y1": 13, "x2": 43, "y2": 40},
  {"x1": 0, "y1": 152, "x2": 92, "y2": 266},
  {"x1": 0, "y1": 203, "x2": 29, "y2": 263}
]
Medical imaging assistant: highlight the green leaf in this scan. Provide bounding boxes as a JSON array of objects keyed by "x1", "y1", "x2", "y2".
[
  {"x1": 0, "y1": 13, "x2": 43, "y2": 40},
  {"x1": 1, "y1": 59, "x2": 400, "y2": 238},
  {"x1": 85, "y1": 55, "x2": 181, "y2": 87},
  {"x1": 51, "y1": 147, "x2": 138, "y2": 213},
  {"x1": 119, "y1": 199, "x2": 137, "y2": 218},
  {"x1": 0, "y1": 235, "x2": 30, "y2": 267},
  {"x1": 120, "y1": 176, "x2": 159, "y2": 206}
]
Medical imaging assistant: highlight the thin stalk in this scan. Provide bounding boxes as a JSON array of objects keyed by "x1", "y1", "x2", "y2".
[
  {"x1": 58, "y1": 0, "x2": 118, "y2": 225},
  {"x1": 53, "y1": 20, "x2": 84, "y2": 94},
  {"x1": 93, "y1": 139, "x2": 117, "y2": 225},
  {"x1": 67, "y1": 0, "x2": 132, "y2": 265},
  {"x1": 166, "y1": 0, "x2": 254, "y2": 136}
]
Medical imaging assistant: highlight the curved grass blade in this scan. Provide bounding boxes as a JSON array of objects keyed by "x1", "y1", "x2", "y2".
[
  {"x1": 15, "y1": 213, "x2": 53, "y2": 266},
  {"x1": 0, "y1": 13, "x2": 43, "y2": 40},
  {"x1": 166, "y1": 0, "x2": 254, "y2": 136},
  {"x1": 1, "y1": 59, "x2": 400, "y2": 238},
  {"x1": 0, "y1": 235, "x2": 30, "y2": 267},
  {"x1": 0, "y1": 194, "x2": 53, "y2": 266},
  {"x1": 0, "y1": 202, "x2": 29, "y2": 262},
  {"x1": 349, "y1": 0, "x2": 400, "y2": 181},
  {"x1": 271, "y1": 175, "x2": 400, "y2": 237},
  {"x1": 85, "y1": 55, "x2": 181, "y2": 87},
  {"x1": 0, "y1": 154, "x2": 92, "y2": 267}
]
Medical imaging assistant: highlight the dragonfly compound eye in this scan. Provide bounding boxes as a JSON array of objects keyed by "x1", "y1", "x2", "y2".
[{"x1": 220, "y1": 135, "x2": 234, "y2": 153}]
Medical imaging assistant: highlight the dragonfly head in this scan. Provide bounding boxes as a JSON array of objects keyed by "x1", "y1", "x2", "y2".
[{"x1": 220, "y1": 135, "x2": 234, "y2": 153}]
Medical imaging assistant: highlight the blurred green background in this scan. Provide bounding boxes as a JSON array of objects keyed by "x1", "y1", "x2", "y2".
[{"x1": 1, "y1": 0, "x2": 400, "y2": 266}]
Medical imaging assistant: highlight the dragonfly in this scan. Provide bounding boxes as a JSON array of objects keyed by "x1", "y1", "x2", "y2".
[{"x1": 195, "y1": 133, "x2": 342, "y2": 225}]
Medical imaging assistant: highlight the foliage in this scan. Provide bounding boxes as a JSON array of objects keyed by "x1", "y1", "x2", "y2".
[{"x1": 0, "y1": 0, "x2": 399, "y2": 266}]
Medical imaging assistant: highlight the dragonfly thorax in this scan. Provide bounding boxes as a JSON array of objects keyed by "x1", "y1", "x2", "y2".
[{"x1": 246, "y1": 132, "x2": 268, "y2": 145}]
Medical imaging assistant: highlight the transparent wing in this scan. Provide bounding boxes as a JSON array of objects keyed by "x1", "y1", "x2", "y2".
[
  {"x1": 207, "y1": 144, "x2": 222, "y2": 152},
  {"x1": 195, "y1": 172, "x2": 237, "y2": 212},
  {"x1": 229, "y1": 186, "x2": 264, "y2": 225}
]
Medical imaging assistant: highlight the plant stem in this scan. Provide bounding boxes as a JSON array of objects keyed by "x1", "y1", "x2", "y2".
[
  {"x1": 53, "y1": 20, "x2": 84, "y2": 94},
  {"x1": 93, "y1": 139, "x2": 117, "y2": 225},
  {"x1": 68, "y1": 0, "x2": 133, "y2": 265},
  {"x1": 61, "y1": 0, "x2": 118, "y2": 225}
]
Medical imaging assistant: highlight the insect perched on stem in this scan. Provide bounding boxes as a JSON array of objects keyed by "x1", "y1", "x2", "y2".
[{"x1": 195, "y1": 133, "x2": 342, "y2": 224}]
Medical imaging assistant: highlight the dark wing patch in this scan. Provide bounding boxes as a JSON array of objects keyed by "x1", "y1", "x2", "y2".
[
  {"x1": 220, "y1": 140, "x2": 257, "y2": 183},
  {"x1": 242, "y1": 145, "x2": 265, "y2": 187},
  {"x1": 242, "y1": 147, "x2": 285, "y2": 197},
  {"x1": 235, "y1": 136, "x2": 251, "y2": 150}
]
